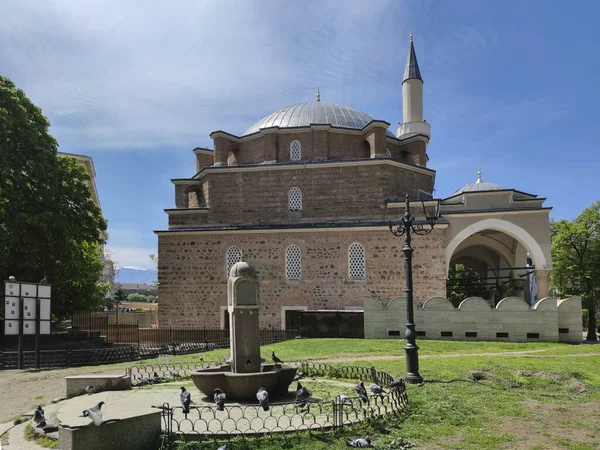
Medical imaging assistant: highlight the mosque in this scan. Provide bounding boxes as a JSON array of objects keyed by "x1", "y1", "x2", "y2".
[{"x1": 155, "y1": 35, "x2": 553, "y2": 331}]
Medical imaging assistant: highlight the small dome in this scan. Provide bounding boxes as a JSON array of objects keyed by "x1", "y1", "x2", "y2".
[
  {"x1": 452, "y1": 166, "x2": 505, "y2": 195},
  {"x1": 243, "y1": 101, "x2": 395, "y2": 137},
  {"x1": 229, "y1": 261, "x2": 256, "y2": 278}
]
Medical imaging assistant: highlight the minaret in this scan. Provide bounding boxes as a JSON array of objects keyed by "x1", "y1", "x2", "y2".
[{"x1": 397, "y1": 32, "x2": 431, "y2": 146}]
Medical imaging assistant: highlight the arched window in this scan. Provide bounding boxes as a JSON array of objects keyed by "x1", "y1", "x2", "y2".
[
  {"x1": 226, "y1": 246, "x2": 242, "y2": 278},
  {"x1": 289, "y1": 187, "x2": 302, "y2": 212},
  {"x1": 348, "y1": 243, "x2": 366, "y2": 280},
  {"x1": 285, "y1": 245, "x2": 301, "y2": 280},
  {"x1": 290, "y1": 140, "x2": 301, "y2": 161}
]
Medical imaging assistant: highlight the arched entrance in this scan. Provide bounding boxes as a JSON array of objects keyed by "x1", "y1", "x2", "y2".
[{"x1": 445, "y1": 219, "x2": 548, "y2": 305}]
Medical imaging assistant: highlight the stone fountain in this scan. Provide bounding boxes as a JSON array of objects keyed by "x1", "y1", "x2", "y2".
[{"x1": 191, "y1": 261, "x2": 297, "y2": 400}]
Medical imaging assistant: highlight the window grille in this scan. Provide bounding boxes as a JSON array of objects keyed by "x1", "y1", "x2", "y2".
[
  {"x1": 290, "y1": 140, "x2": 301, "y2": 161},
  {"x1": 348, "y1": 243, "x2": 365, "y2": 280},
  {"x1": 289, "y1": 187, "x2": 302, "y2": 211},
  {"x1": 285, "y1": 245, "x2": 301, "y2": 280},
  {"x1": 226, "y1": 246, "x2": 242, "y2": 278}
]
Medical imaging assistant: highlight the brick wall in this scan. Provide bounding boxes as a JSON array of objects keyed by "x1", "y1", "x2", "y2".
[{"x1": 157, "y1": 228, "x2": 446, "y2": 328}]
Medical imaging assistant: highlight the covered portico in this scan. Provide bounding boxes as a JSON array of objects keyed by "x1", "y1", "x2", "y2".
[{"x1": 442, "y1": 169, "x2": 552, "y2": 303}]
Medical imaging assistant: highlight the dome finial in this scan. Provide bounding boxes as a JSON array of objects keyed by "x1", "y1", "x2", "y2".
[
  {"x1": 476, "y1": 165, "x2": 482, "y2": 183},
  {"x1": 316, "y1": 86, "x2": 321, "y2": 102},
  {"x1": 410, "y1": 30, "x2": 413, "y2": 42}
]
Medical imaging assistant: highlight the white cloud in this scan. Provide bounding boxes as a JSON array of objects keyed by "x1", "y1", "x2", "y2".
[
  {"x1": 108, "y1": 247, "x2": 157, "y2": 270},
  {"x1": 1, "y1": 0, "x2": 407, "y2": 151}
]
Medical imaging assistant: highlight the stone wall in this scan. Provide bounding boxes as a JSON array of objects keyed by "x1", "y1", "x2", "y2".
[
  {"x1": 364, "y1": 296, "x2": 582, "y2": 343},
  {"x1": 157, "y1": 228, "x2": 446, "y2": 328},
  {"x1": 171, "y1": 163, "x2": 434, "y2": 225}
]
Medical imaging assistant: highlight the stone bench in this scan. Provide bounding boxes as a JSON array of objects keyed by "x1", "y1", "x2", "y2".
[
  {"x1": 58, "y1": 410, "x2": 161, "y2": 450},
  {"x1": 64, "y1": 375, "x2": 131, "y2": 398}
]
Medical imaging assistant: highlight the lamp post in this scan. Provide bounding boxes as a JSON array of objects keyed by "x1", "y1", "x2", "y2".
[{"x1": 389, "y1": 194, "x2": 441, "y2": 384}]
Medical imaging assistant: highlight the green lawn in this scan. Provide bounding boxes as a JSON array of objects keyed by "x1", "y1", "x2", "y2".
[
  {"x1": 125, "y1": 338, "x2": 599, "y2": 368},
  {"x1": 145, "y1": 338, "x2": 600, "y2": 450}
]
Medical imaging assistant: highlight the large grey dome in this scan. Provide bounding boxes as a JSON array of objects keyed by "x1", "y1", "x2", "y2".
[{"x1": 243, "y1": 101, "x2": 394, "y2": 137}]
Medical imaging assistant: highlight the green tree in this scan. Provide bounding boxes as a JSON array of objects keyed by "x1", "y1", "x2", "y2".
[
  {"x1": 551, "y1": 201, "x2": 600, "y2": 341},
  {"x1": 446, "y1": 264, "x2": 488, "y2": 307},
  {"x1": 0, "y1": 76, "x2": 108, "y2": 318},
  {"x1": 127, "y1": 293, "x2": 155, "y2": 303}
]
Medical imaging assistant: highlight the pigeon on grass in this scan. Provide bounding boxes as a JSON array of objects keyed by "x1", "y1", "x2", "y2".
[
  {"x1": 180, "y1": 387, "x2": 191, "y2": 415},
  {"x1": 214, "y1": 388, "x2": 226, "y2": 411},
  {"x1": 256, "y1": 387, "x2": 269, "y2": 411},
  {"x1": 387, "y1": 378, "x2": 404, "y2": 390},
  {"x1": 271, "y1": 351, "x2": 283, "y2": 366},
  {"x1": 295, "y1": 382, "x2": 311, "y2": 408},
  {"x1": 354, "y1": 382, "x2": 369, "y2": 403},
  {"x1": 82, "y1": 401, "x2": 105, "y2": 426},
  {"x1": 369, "y1": 383, "x2": 386, "y2": 397},
  {"x1": 347, "y1": 436, "x2": 371, "y2": 447},
  {"x1": 293, "y1": 372, "x2": 305, "y2": 382}
]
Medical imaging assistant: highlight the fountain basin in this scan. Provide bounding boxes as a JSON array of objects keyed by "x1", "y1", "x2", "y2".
[{"x1": 191, "y1": 364, "x2": 297, "y2": 401}]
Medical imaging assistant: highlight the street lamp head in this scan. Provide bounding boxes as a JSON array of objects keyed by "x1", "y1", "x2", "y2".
[{"x1": 421, "y1": 199, "x2": 441, "y2": 228}]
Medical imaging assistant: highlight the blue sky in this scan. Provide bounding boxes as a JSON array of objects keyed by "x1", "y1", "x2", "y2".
[{"x1": 2, "y1": 0, "x2": 599, "y2": 270}]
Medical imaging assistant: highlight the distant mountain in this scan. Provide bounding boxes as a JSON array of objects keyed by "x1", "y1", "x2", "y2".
[{"x1": 116, "y1": 267, "x2": 157, "y2": 285}]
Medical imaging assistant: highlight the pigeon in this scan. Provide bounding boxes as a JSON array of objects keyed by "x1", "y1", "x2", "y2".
[
  {"x1": 51, "y1": 397, "x2": 67, "y2": 404},
  {"x1": 387, "y1": 379, "x2": 404, "y2": 390},
  {"x1": 293, "y1": 372, "x2": 305, "y2": 382},
  {"x1": 33, "y1": 407, "x2": 45, "y2": 427},
  {"x1": 272, "y1": 351, "x2": 283, "y2": 366},
  {"x1": 199, "y1": 356, "x2": 204, "y2": 362},
  {"x1": 354, "y1": 382, "x2": 369, "y2": 403},
  {"x1": 295, "y1": 382, "x2": 311, "y2": 408},
  {"x1": 42, "y1": 423, "x2": 59, "y2": 433},
  {"x1": 82, "y1": 401, "x2": 104, "y2": 426},
  {"x1": 256, "y1": 387, "x2": 269, "y2": 411},
  {"x1": 170, "y1": 370, "x2": 181, "y2": 378},
  {"x1": 8, "y1": 275, "x2": 16, "y2": 282},
  {"x1": 40, "y1": 276, "x2": 48, "y2": 284},
  {"x1": 337, "y1": 394, "x2": 351, "y2": 404},
  {"x1": 217, "y1": 444, "x2": 229, "y2": 450},
  {"x1": 347, "y1": 436, "x2": 372, "y2": 447},
  {"x1": 85, "y1": 385, "x2": 97, "y2": 394},
  {"x1": 180, "y1": 387, "x2": 191, "y2": 414},
  {"x1": 153, "y1": 372, "x2": 164, "y2": 383},
  {"x1": 223, "y1": 355, "x2": 231, "y2": 364},
  {"x1": 369, "y1": 383, "x2": 386, "y2": 397},
  {"x1": 214, "y1": 388, "x2": 226, "y2": 411}
]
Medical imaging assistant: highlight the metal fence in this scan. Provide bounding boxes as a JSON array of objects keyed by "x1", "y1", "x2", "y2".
[{"x1": 147, "y1": 362, "x2": 408, "y2": 446}]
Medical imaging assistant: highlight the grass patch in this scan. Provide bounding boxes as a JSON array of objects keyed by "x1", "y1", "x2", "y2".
[{"x1": 24, "y1": 423, "x2": 58, "y2": 449}]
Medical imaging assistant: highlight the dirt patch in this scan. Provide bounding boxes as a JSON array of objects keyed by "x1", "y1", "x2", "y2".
[
  {"x1": 568, "y1": 378, "x2": 588, "y2": 395},
  {"x1": 515, "y1": 369, "x2": 561, "y2": 381},
  {"x1": 468, "y1": 370, "x2": 513, "y2": 388},
  {"x1": 497, "y1": 400, "x2": 600, "y2": 449}
]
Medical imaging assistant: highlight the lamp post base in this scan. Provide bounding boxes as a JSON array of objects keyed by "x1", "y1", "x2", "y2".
[{"x1": 404, "y1": 344, "x2": 423, "y2": 384}]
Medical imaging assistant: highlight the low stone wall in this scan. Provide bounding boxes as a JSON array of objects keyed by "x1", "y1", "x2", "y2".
[
  {"x1": 65, "y1": 374, "x2": 131, "y2": 398},
  {"x1": 58, "y1": 410, "x2": 161, "y2": 450},
  {"x1": 364, "y1": 296, "x2": 582, "y2": 344}
]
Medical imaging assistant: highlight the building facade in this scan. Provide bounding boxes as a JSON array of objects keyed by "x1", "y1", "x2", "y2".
[{"x1": 156, "y1": 36, "x2": 553, "y2": 329}]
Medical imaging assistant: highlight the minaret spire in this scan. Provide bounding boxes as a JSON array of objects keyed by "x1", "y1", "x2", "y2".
[
  {"x1": 476, "y1": 165, "x2": 482, "y2": 183},
  {"x1": 316, "y1": 86, "x2": 321, "y2": 102},
  {"x1": 403, "y1": 32, "x2": 422, "y2": 83}
]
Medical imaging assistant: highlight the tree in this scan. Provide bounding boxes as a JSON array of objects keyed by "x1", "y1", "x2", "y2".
[
  {"x1": 551, "y1": 201, "x2": 600, "y2": 341},
  {"x1": 0, "y1": 76, "x2": 108, "y2": 318},
  {"x1": 446, "y1": 264, "x2": 489, "y2": 307},
  {"x1": 127, "y1": 293, "x2": 155, "y2": 303}
]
